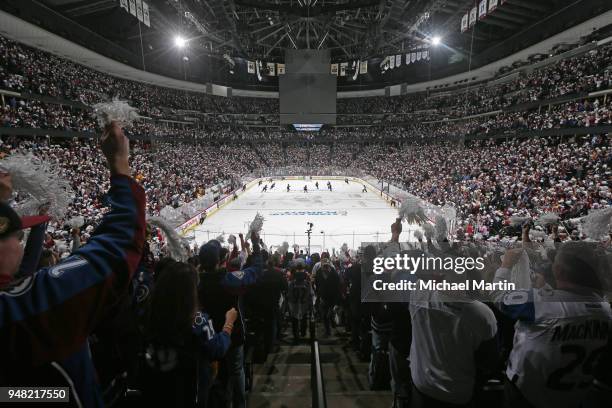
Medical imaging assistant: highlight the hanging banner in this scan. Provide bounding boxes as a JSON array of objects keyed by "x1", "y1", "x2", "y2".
[
  {"x1": 266, "y1": 62, "x2": 276, "y2": 76},
  {"x1": 389, "y1": 56, "x2": 395, "y2": 69},
  {"x1": 331, "y1": 63, "x2": 338, "y2": 76},
  {"x1": 129, "y1": 0, "x2": 137, "y2": 16},
  {"x1": 478, "y1": 0, "x2": 487, "y2": 19},
  {"x1": 359, "y1": 60, "x2": 368, "y2": 74},
  {"x1": 120, "y1": 0, "x2": 129, "y2": 11},
  {"x1": 416, "y1": 51, "x2": 422, "y2": 61},
  {"x1": 247, "y1": 61, "x2": 255, "y2": 74},
  {"x1": 469, "y1": 7, "x2": 477, "y2": 26},
  {"x1": 340, "y1": 62, "x2": 348, "y2": 76},
  {"x1": 142, "y1": 1, "x2": 150, "y2": 27},
  {"x1": 277, "y1": 63, "x2": 285, "y2": 75},
  {"x1": 136, "y1": 0, "x2": 143, "y2": 22},
  {"x1": 411, "y1": 53, "x2": 417, "y2": 63},
  {"x1": 395, "y1": 55, "x2": 401, "y2": 67},
  {"x1": 461, "y1": 13, "x2": 469, "y2": 32},
  {"x1": 422, "y1": 50, "x2": 429, "y2": 60},
  {"x1": 489, "y1": 0, "x2": 498, "y2": 12},
  {"x1": 405, "y1": 54, "x2": 410, "y2": 65}
]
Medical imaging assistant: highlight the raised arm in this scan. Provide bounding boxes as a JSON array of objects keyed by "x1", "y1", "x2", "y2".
[{"x1": 0, "y1": 122, "x2": 146, "y2": 365}]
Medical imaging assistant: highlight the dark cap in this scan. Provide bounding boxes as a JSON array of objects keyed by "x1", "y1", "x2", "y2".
[
  {"x1": 199, "y1": 241, "x2": 221, "y2": 271},
  {"x1": 0, "y1": 202, "x2": 50, "y2": 240}
]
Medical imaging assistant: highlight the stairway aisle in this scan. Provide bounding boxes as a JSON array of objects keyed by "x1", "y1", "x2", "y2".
[
  {"x1": 318, "y1": 328, "x2": 394, "y2": 408},
  {"x1": 247, "y1": 324, "x2": 394, "y2": 408}
]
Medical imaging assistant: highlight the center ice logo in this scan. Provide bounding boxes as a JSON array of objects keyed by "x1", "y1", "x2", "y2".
[{"x1": 269, "y1": 210, "x2": 347, "y2": 216}]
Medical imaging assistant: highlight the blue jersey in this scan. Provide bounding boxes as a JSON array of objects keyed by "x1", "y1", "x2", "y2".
[{"x1": 1, "y1": 175, "x2": 147, "y2": 407}]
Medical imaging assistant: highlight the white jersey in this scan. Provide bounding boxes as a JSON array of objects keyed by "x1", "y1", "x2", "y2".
[
  {"x1": 409, "y1": 290, "x2": 497, "y2": 404},
  {"x1": 494, "y1": 268, "x2": 612, "y2": 408}
]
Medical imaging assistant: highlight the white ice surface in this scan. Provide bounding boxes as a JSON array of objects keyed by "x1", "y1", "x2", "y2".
[{"x1": 193, "y1": 178, "x2": 423, "y2": 253}]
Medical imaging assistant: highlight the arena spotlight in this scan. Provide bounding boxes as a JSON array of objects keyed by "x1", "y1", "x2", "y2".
[
  {"x1": 174, "y1": 36, "x2": 187, "y2": 48},
  {"x1": 431, "y1": 36, "x2": 442, "y2": 46}
]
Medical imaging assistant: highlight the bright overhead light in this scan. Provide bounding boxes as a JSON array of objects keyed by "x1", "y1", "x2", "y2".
[
  {"x1": 174, "y1": 36, "x2": 187, "y2": 48},
  {"x1": 431, "y1": 36, "x2": 442, "y2": 46}
]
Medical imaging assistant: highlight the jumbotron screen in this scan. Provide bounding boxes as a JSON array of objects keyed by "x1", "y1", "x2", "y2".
[{"x1": 293, "y1": 124, "x2": 323, "y2": 131}]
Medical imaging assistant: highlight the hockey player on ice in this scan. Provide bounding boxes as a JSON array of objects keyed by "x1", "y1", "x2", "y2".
[
  {"x1": 362, "y1": 185, "x2": 367, "y2": 193},
  {"x1": 303, "y1": 185, "x2": 308, "y2": 193},
  {"x1": 262, "y1": 185, "x2": 268, "y2": 192},
  {"x1": 287, "y1": 184, "x2": 291, "y2": 192},
  {"x1": 270, "y1": 183, "x2": 275, "y2": 190},
  {"x1": 327, "y1": 181, "x2": 332, "y2": 191}
]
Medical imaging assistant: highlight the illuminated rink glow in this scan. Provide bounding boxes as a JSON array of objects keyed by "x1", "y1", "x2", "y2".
[{"x1": 193, "y1": 178, "x2": 424, "y2": 253}]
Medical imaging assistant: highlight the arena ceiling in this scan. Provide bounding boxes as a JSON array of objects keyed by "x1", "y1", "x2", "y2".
[{"x1": 39, "y1": 0, "x2": 579, "y2": 62}]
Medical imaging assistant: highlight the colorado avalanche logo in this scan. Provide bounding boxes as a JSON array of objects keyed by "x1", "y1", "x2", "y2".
[{"x1": 1, "y1": 275, "x2": 34, "y2": 297}]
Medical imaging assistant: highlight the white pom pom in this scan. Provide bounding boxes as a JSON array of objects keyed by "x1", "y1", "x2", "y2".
[
  {"x1": 581, "y1": 208, "x2": 612, "y2": 241},
  {"x1": 279, "y1": 241, "x2": 289, "y2": 255},
  {"x1": 399, "y1": 197, "x2": 427, "y2": 225},
  {"x1": 510, "y1": 216, "x2": 530, "y2": 227},
  {"x1": 69, "y1": 216, "x2": 85, "y2": 228},
  {"x1": 341, "y1": 243, "x2": 349, "y2": 253},
  {"x1": 93, "y1": 99, "x2": 140, "y2": 127},
  {"x1": 248, "y1": 213, "x2": 265, "y2": 235},
  {"x1": 228, "y1": 234, "x2": 237, "y2": 245},
  {"x1": 536, "y1": 212, "x2": 559, "y2": 227},
  {"x1": 148, "y1": 216, "x2": 189, "y2": 261},
  {"x1": 435, "y1": 215, "x2": 448, "y2": 241},
  {"x1": 423, "y1": 223, "x2": 435, "y2": 240},
  {"x1": 0, "y1": 153, "x2": 73, "y2": 220},
  {"x1": 215, "y1": 234, "x2": 225, "y2": 244}
]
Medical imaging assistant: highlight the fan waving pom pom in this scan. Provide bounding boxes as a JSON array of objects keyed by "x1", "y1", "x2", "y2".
[
  {"x1": 148, "y1": 216, "x2": 189, "y2": 262},
  {"x1": 279, "y1": 241, "x2": 289, "y2": 255},
  {"x1": 228, "y1": 234, "x2": 237, "y2": 246},
  {"x1": 215, "y1": 234, "x2": 225, "y2": 244},
  {"x1": 93, "y1": 99, "x2": 140, "y2": 127},
  {"x1": 399, "y1": 197, "x2": 427, "y2": 225}
]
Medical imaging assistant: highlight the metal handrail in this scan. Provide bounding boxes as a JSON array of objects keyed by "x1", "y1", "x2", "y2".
[{"x1": 311, "y1": 339, "x2": 327, "y2": 408}]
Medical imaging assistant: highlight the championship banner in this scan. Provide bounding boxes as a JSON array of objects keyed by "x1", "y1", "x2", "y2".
[
  {"x1": 277, "y1": 63, "x2": 285, "y2": 75},
  {"x1": 331, "y1": 63, "x2": 338, "y2": 76},
  {"x1": 422, "y1": 50, "x2": 429, "y2": 60},
  {"x1": 395, "y1": 54, "x2": 401, "y2": 67},
  {"x1": 359, "y1": 60, "x2": 368, "y2": 74},
  {"x1": 120, "y1": 0, "x2": 129, "y2": 12},
  {"x1": 129, "y1": 0, "x2": 137, "y2": 16},
  {"x1": 142, "y1": 1, "x2": 150, "y2": 27},
  {"x1": 469, "y1": 6, "x2": 477, "y2": 27},
  {"x1": 461, "y1": 13, "x2": 469, "y2": 32},
  {"x1": 411, "y1": 53, "x2": 416, "y2": 63},
  {"x1": 478, "y1": 0, "x2": 487, "y2": 19},
  {"x1": 247, "y1": 61, "x2": 255, "y2": 74},
  {"x1": 266, "y1": 62, "x2": 276, "y2": 76},
  {"x1": 405, "y1": 54, "x2": 411, "y2": 65},
  {"x1": 416, "y1": 51, "x2": 422, "y2": 61},
  {"x1": 389, "y1": 56, "x2": 395, "y2": 69},
  {"x1": 489, "y1": 0, "x2": 498, "y2": 12},
  {"x1": 136, "y1": 0, "x2": 143, "y2": 22},
  {"x1": 340, "y1": 62, "x2": 347, "y2": 76}
]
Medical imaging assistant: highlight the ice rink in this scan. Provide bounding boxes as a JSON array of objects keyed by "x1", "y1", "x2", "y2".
[{"x1": 193, "y1": 178, "x2": 420, "y2": 253}]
